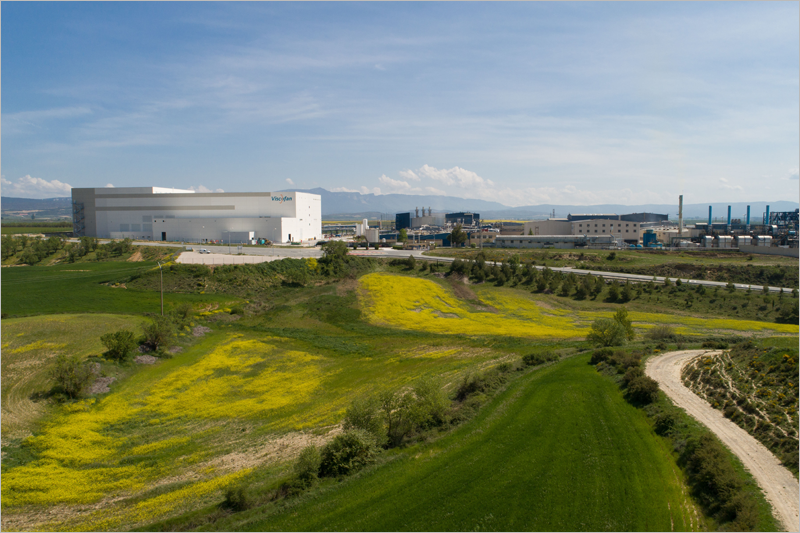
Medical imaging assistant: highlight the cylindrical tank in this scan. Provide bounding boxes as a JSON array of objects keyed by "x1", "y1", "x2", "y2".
[
  {"x1": 727, "y1": 206, "x2": 731, "y2": 226},
  {"x1": 708, "y1": 206, "x2": 712, "y2": 226},
  {"x1": 363, "y1": 218, "x2": 369, "y2": 230}
]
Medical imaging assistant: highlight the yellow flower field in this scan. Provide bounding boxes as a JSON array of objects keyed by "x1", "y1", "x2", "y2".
[
  {"x1": 2, "y1": 335, "x2": 328, "y2": 513},
  {"x1": 358, "y1": 273, "x2": 799, "y2": 338},
  {"x1": 359, "y1": 273, "x2": 585, "y2": 338}
]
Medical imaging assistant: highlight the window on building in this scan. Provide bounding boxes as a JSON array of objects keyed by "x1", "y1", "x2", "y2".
[
  {"x1": 626, "y1": 224, "x2": 629, "y2": 227},
  {"x1": 633, "y1": 224, "x2": 637, "y2": 227},
  {"x1": 626, "y1": 230, "x2": 629, "y2": 233}
]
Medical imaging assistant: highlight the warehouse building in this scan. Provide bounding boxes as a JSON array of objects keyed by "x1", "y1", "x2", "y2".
[
  {"x1": 71, "y1": 187, "x2": 322, "y2": 243},
  {"x1": 495, "y1": 234, "x2": 617, "y2": 249}
]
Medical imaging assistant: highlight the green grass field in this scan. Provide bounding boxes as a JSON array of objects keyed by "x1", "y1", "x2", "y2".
[
  {"x1": 172, "y1": 354, "x2": 702, "y2": 531},
  {"x1": 1, "y1": 262, "x2": 238, "y2": 317},
  {"x1": 1, "y1": 258, "x2": 793, "y2": 531}
]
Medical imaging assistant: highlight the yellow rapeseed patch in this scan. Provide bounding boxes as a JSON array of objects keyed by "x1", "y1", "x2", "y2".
[
  {"x1": 2, "y1": 336, "x2": 325, "y2": 509},
  {"x1": 358, "y1": 273, "x2": 584, "y2": 338}
]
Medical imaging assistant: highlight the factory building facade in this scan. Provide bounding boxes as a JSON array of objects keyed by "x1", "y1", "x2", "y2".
[{"x1": 71, "y1": 187, "x2": 322, "y2": 243}]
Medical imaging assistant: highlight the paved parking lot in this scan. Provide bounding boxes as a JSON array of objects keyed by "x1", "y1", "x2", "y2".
[{"x1": 176, "y1": 251, "x2": 293, "y2": 265}]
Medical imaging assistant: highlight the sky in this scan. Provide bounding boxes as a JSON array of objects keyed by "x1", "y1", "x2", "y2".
[{"x1": 2, "y1": 2, "x2": 798, "y2": 206}]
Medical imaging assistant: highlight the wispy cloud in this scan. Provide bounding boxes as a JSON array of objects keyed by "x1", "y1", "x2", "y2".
[{"x1": 188, "y1": 185, "x2": 224, "y2": 193}]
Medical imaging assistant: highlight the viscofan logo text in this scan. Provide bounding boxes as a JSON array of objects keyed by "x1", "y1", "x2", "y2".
[{"x1": 271, "y1": 195, "x2": 293, "y2": 203}]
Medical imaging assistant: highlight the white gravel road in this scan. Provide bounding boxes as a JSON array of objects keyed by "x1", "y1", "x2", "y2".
[{"x1": 645, "y1": 349, "x2": 799, "y2": 532}]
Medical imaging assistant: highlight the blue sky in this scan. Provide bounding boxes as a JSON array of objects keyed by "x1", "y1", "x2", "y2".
[{"x1": 2, "y1": 2, "x2": 798, "y2": 205}]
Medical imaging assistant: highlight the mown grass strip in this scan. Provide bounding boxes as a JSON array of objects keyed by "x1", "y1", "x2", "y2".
[{"x1": 209, "y1": 355, "x2": 699, "y2": 532}]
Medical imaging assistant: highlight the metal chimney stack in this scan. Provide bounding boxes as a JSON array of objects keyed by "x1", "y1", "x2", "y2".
[
  {"x1": 708, "y1": 206, "x2": 712, "y2": 227},
  {"x1": 765, "y1": 205, "x2": 770, "y2": 226},
  {"x1": 678, "y1": 195, "x2": 684, "y2": 236},
  {"x1": 415, "y1": 207, "x2": 419, "y2": 218},
  {"x1": 746, "y1": 205, "x2": 751, "y2": 231},
  {"x1": 727, "y1": 205, "x2": 732, "y2": 231}
]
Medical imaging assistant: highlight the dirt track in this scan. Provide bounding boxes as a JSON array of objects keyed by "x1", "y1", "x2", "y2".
[{"x1": 646, "y1": 350, "x2": 799, "y2": 532}]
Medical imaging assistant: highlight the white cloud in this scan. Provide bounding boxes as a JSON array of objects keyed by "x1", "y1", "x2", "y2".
[
  {"x1": 378, "y1": 175, "x2": 413, "y2": 192},
  {"x1": 105, "y1": 183, "x2": 115, "y2": 188},
  {"x1": 719, "y1": 177, "x2": 729, "y2": 183},
  {"x1": 398, "y1": 170, "x2": 420, "y2": 181},
  {"x1": 413, "y1": 164, "x2": 495, "y2": 188},
  {"x1": 285, "y1": 178, "x2": 294, "y2": 186},
  {"x1": 330, "y1": 186, "x2": 361, "y2": 193},
  {"x1": 788, "y1": 168, "x2": 799, "y2": 180},
  {"x1": 188, "y1": 185, "x2": 224, "y2": 193},
  {"x1": 0, "y1": 175, "x2": 73, "y2": 198}
]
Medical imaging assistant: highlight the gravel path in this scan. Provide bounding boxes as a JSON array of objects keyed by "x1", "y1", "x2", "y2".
[{"x1": 646, "y1": 349, "x2": 799, "y2": 532}]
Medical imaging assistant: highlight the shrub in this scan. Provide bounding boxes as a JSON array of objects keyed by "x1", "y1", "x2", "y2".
[
  {"x1": 409, "y1": 377, "x2": 450, "y2": 430},
  {"x1": 343, "y1": 396, "x2": 385, "y2": 445},
  {"x1": 223, "y1": 486, "x2": 253, "y2": 512},
  {"x1": 455, "y1": 370, "x2": 507, "y2": 402},
  {"x1": 646, "y1": 324, "x2": 676, "y2": 342},
  {"x1": 522, "y1": 352, "x2": 557, "y2": 367},
  {"x1": 622, "y1": 366, "x2": 644, "y2": 387},
  {"x1": 142, "y1": 315, "x2": 176, "y2": 351},
  {"x1": 653, "y1": 411, "x2": 678, "y2": 436},
  {"x1": 590, "y1": 347, "x2": 613, "y2": 364},
  {"x1": 49, "y1": 354, "x2": 95, "y2": 399},
  {"x1": 586, "y1": 318, "x2": 627, "y2": 347},
  {"x1": 319, "y1": 429, "x2": 379, "y2": 478},
  {"x1": 100, "y1": 330, "x2": 137, "y2": 362},
  {"x1": 613, "y1": 307, "x2": 635, "y2": 341},
  {"x1": 627, "y1": 375, "x2": 660, "y2": 404},
  {"x1": 294, "y1": 445, "x2": 321, "y2": 486}
]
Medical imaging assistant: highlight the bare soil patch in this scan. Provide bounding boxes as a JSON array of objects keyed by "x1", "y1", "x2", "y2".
[
  {"x1": 192, "y1": 326, "x2": 211, "y2": 337},
  {"x1": 134, "y1": 355, "x2": 159, "y2": 365},
  {"x1": 168, "y1": 346, "x2": 184, "y2": 354},
  {"x1": 89, "y1": 377, "x2": 116, "y2": 395},
  {"x1": 127, "y1": 249, "x2": 143, "y2": 262}
]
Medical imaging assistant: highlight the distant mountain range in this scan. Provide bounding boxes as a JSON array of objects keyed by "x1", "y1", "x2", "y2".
[{"x1": 3, "y1": 192, "x2": 797, "y2": 222}]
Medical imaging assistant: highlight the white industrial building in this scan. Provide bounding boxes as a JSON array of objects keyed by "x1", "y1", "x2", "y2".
[
  {"x1": 522, "y1": 218, "x2": 642, "y2": 243},
  {"x1": 71, "y1": 187, "x2": 322, "y2": 244}
]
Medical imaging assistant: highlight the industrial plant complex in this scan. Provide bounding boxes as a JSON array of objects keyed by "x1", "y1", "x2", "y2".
[{"x1": 71, "y1": 187, "x2": 798, "y2": 256}]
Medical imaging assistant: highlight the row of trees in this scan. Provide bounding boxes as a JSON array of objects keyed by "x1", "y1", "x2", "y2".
[{"x1": 1, "y1": 235, "x2": 135, "y2": 264}]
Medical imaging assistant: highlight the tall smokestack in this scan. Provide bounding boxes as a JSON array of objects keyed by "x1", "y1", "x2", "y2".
[
  {"x1": 415, "y1": 206, "x2": 419, "y2": 218},
  {"x1": 746, "y1": 205, "x2": 751, "y2": 230},
  {"x1": 678, "y1": 195, "x2": 684, "y2": 236},
  {"x1": 765, "y1": 205, "x2": 770, "y2": 226},
  {"x1": 708, "y1": 206, "x2": 712, "y2": 227},
  {"x1": 727, "y1": 205, "x2": 731, "y2": 227}
]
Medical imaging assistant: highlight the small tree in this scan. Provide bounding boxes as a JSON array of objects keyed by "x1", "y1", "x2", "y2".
[
  {"x1": 627, "y1": 375, "x2": 660, "y2": 404},
  {"x1": 49, "y1": 354, "x2": 95, "y2": 399},
  {"x1": 294, "y1": 445, "x2": 322, "y2": 486},
  {"x1": 607, "y1": 281, "x2": 620, "y2": 302},
  {"x1": 449, "y1": 224, "x2": 467, "y2": 248},
  {"x1": 586, "y1": 318, "x2": 627, "y2": 347},
  {"x1": 142, "y1": 316, "x2": 175, "y2": 351},
  {"x1": 620, "y1": 282, "x2": 633, "y2": 302},
  {"x1": 398, "y1": 228, "x2": 408, "y2": 243},
  {"x1": 613, "y1": 307, "x2": 635, "y2": 341},
  {"x1": 100, "y1": 330, "x2": 138, "y2": 362},
  {"x1": 343, "y1": 396, "x2": 386, "y2": 445},
  {"x1": 406, "y1": 254, "x2": 416, "y2": 270},
  {"x1": 319, "y1": 429, "x2": 379, "y2": 478}
]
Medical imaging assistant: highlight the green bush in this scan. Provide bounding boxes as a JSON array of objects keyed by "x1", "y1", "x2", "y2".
[
  {"x1": 522, "y1": 352, "x2": 557, "y2": 367},
  {"x1": 627, "y1": 375, "x2": 660, "y2": 404},
  {"x1": 223, "y1": 486, "x2": 253, "y2": 512},
  {"x1": 49, "y1": 354, "x2": 95, "y2": 399},
  {"x1": 142, "y1": 315, "x2": 176, "y2": 351},
  {"x1": 589, "y1": 347, "x2": 613, "y2": 365},
  {"x1": 343, "y1": 396, "x2": 385, "y2": 445},
  {"x1": 586, "y1": 318, "x2": 627, "y2": 347},
  {"x1": 294, "y1": 445, "x2": 321, "y2": 486},
  {"x1": 646, "y1": 324, "x2": 677, "y2": 342},
  {"x1": 100, "y1": 330, "x2": 137, "y2": 362},
  {"x1": 454, "y1": 370, "x2": 507, "y2": 402},
  {"x1": 319, "y1": 429, "x2": 379, "y2": 478},
  {"x1": 408, "y1": 377, "x2": 449, "y2": 430}
]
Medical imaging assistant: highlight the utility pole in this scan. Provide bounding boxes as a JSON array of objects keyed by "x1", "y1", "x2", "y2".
[{"x1": 157, "y1": 261, "x2": 164, "y2": 316}]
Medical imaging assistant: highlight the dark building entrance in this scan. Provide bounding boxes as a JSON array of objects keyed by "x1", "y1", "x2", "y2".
[{"x1": 162, "y1": 232, "x2": 167, "y2": 241}]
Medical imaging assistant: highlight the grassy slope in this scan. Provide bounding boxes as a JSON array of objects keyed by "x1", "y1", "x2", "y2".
[
  {"x1": 215, "y1": 354, "x2": 699, "y2": 532},
  {"x1": 1, "y1": 262, "x2": 237, "y2": 316},
  {"x1": 1, "y1": 314, "x2": 150, "y2": 443}
]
